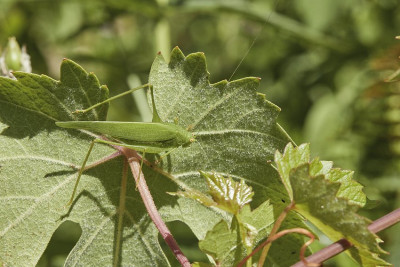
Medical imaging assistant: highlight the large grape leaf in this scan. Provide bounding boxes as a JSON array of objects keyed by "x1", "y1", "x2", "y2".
[
  {"x1": 149, "y1": 47, "x2": 310, "y2": 264},
  {"x1": 1, "y1": 48, "x2": 307, "y2": 266},
  {"x1": 275, "y1": 143, "x2": 389, "y2": 266},
  {"x1": 0, "y1": 61, "x2": 169, "y2": 266}
]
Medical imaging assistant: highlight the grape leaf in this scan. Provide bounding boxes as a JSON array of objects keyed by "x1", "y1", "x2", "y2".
[
  {"x1": 198, "y1": 220, "x2": 244, "y2": 266},
  {"x1": 0, "y1": 48, "x2": 307, "y2": 266},
  {"x1": 175, "y1": 172, "x2": 254, "y2": 215},
  {"x1": 0, "y1": 59, "x2": 108, "y2": 122},
  {"x1": 203, "y1": 172, "x2": 254, "y2": 214},
  {"x1": 149, "y1": 47, "x2": 310, "y2": 264},
  {"x1": 275, "y1": 143, "x2": 389, "y2": 266},
  {"x1": 275, "y1": 143, "x2": 366, "y2": 206},
  {"x1": 0, "y1": 60, "x2": 170, "y2": 266}
]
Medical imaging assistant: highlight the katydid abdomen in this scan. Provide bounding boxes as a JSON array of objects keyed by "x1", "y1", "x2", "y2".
[{"x1": 56, "y1": 121, "x2": 195, "y2": 153}]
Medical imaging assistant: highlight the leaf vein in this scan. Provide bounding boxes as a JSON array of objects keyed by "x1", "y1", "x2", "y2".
[{"x1": 193, "y1": 129, "x2": 287, "y2": 143}]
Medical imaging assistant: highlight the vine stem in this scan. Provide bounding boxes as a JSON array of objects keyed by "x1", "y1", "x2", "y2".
[
  {"x1": 237, "y1": 202, "x2": 295, "y2": 267},
  {"x1": 291, "y1": 207, "x2": 400, "y2": 267},
  {"x1": 237, "y1": 227, "x2": 316, "y2": 267},
  {"x1": 119, "y1": 147, "x2": 191, "y2": 267},
  {"x1": 257, "y1": 202, "x2": 295, "y2": 266}
]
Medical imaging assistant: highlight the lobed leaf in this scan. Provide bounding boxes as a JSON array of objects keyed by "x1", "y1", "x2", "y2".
[
  {"x1": 0, "y1": 49, "x2": 308, "y2": 266},
  {"x1": 275, "y1": 143, "x2": 366, "y2": 206},
  {"x1": 198, "y1": 220, "x2": 245, "y2": 266},
  {"x1": 0, "y1": 60, "x2": 170, "y2": 266},
  {"x1": 202, "y1": 171, "x2": 254, "y2": 214},
  {"x1": 0, "y1": 59, "x2": 108, "y2": 122},
  {"x1": 275, "y1": 143, "x2": 389, "y2": 266}
]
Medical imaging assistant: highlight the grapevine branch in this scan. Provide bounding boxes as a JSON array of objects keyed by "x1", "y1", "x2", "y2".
[
  {"x1": 119, "y1": 147, "x2": 191, "y2": 267},
  {"x1": 291, "y1": 207, "x2": 400, "y2": 267}
]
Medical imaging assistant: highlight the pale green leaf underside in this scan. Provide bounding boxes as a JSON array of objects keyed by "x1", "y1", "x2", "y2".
[
  {"x1": 0, "y1": 49, "x2": 307, "y2": 266},
  {"x1": 149, "y1": 48, "x2": 308, "y2": 265},
  {"x1": 0, "y1": 61, "x2": 170, "y2": 266}
]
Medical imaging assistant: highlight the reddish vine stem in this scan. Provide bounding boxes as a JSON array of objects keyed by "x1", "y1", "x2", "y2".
[
  {"x1": 291, "y1": 207, "x2": 400, "y2": 267},
  {"x1": 119, "y1": 147, "x2": 191, "y2": 267},
  {"x1": 237, "y1": 227, "x2": 317, "y2": 267},
  {"x1": 257, "y1": 202, "x2": 295, "y2": 266},
  {"x1": 81, "y1": 151, "x2": 122, "y2": 170},
  {"x1": 237, "y1": 202, "x2": 295, "y2": 267}
]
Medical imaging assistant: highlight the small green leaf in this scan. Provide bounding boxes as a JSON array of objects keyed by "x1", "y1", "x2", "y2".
[
  {"x1": 275, "y1": 143, "x2": 310, "y2": 200},
  {"x1": 201, "y1": 172, "x2": 254, "y2": 214},
  {"x1": 275, "y1": 143, "x2": 366, "y2": 206},
  {"x1": 169, "y1": 189, "x2": 216, "y2": 208},
  {"x1": 275, "y1": 143, "x2": 389, "y2": 266},
  {"x1": 171, "y1": 172, "x2": 254, "y2": 215},
  {"x1": 198, "y1": 220, "x2": 245, "y2": 267},
  {"x1": 310, "y1": 158, "x2": 366, "y2": 207}
]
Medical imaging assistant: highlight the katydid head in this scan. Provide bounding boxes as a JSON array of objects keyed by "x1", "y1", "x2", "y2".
[{"x1": 175, "y1": 125, "x2": 196, "y2": 147}]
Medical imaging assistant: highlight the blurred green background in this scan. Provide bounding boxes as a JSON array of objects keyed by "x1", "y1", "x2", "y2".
[{"x1": 1, "y1": 0, "x2": 400, "y2": 266}]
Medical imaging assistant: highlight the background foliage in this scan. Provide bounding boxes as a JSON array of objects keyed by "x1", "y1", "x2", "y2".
[{"x1": 1, "y1": 0, "x2": 400, "y2": 266}]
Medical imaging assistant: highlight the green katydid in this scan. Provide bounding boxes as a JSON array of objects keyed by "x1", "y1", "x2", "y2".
[{"x1": 56, "y1": 83, "x2": 195, "y2": 205}]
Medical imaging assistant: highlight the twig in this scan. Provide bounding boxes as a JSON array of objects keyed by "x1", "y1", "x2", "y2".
[
  {"x1": 237, "y1": 202, "x2": 295, "y2": 267},
  {"x1": 291, "y1": 207, "x2": 400, "y2": 267},
  {"x1": 119, "y1": 147, "x2": 191, "y2": 267},
  {"x1": 237, "y1": 227, "x2": 316, "y2": 267},
  {"x1": 257, "y1": 202, "x2": 295, "y2": 266},
  {"x1": 82, "y1": 151, "x2": 122, "y2": 170}
]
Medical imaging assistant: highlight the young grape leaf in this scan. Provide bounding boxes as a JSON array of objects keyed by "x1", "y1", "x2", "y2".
[
  {"x1": 275, "y1": 143, "x2": 389, "y2": 266},
  {"x1": 175, "y1": 171, "x2": 254, "y2": 215},
  {"x1": 275, "y1": 143, "x2": 366, "y2": 206},
  {"x1": 0, "y1": 48, "x2": 307, "y2": 266},
  {"x1": 202, "y1": 172, "x2": 254, "y2": 214},
  {"x1": 198, "y1": 220, "x2": 245, "y2": 266}
]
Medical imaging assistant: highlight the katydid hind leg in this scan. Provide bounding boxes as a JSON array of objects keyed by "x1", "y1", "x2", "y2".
[
  {"x1": 155, "y1": 147, "x2": 179, "y2": 165},
  {"x1": 66, "y1": 140, "x2": 96, "y2": 206},
  {"x1": 66, "y1": 138, "x2": 124, "y2": 206}
]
